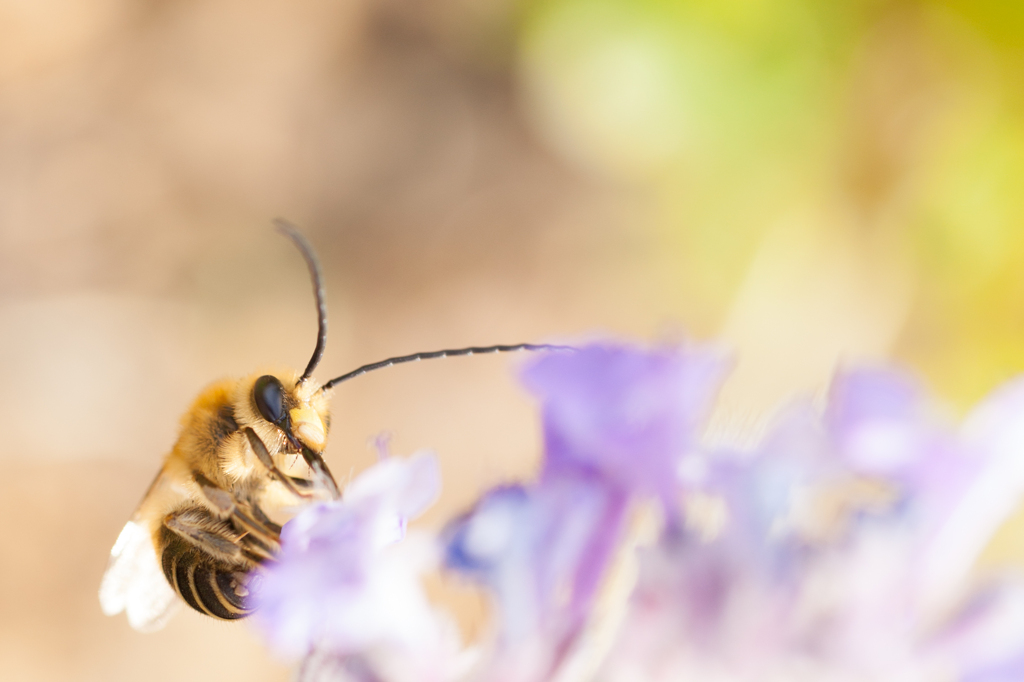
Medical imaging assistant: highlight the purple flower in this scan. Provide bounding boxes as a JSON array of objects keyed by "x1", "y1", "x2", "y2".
[
  {"x1": 246, "y1": 339, "x2": 1024, "y2": 682},
  {"x1": 251, "y1": 452, "x2": 459, "y2": 680},
  {"x1": 826, "y1": 367, "x2": 936, "y2": 471},
  {"x1": 915, "y1": 376, "x2": 1024, "y2": 617},
  {"x1": 602, "y1": 364, "x2": 1024, "y2": 681},
  {"x1": 445, "y1": 478, "x2": 626, "y2": 647},
  {"x1": 444, "y1": 342, "x2": 727, "y2": 680},
  {"x1": 827, "y1": 368, "x2": 972, "y2": 523},
  {"x1": 935, "y1": 582, "x2": 1024, "y2": 682},
  {"x1": 522, "y1": 343, "x2": 729, "y2": 507}
]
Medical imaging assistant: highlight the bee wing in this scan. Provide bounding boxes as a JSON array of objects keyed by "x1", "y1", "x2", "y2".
[{"x1": 99, "y1": 518, "x2": 180, "y2": 631}]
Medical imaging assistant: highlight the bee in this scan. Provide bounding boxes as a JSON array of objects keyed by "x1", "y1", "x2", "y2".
[{"x1": 99, "y1": 220, "x2": 568, "y2": 631}]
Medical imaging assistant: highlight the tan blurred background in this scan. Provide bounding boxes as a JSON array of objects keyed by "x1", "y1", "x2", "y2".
[{"x1": 3, "y1": 0, "x2": 1024, "y2": 679}]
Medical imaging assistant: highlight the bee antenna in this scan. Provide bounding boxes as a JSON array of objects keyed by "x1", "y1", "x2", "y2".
[
  {"x1": 320, "y1": 343, "x2": 575, "y2": 392},
  {"x1": 274, "y1": 218, "x2": 328, "y2": 382}
]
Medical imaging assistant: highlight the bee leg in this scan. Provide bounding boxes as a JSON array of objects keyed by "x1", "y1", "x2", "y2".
[
  {"x1": 229, "y1": 508, "x2": 281, "y2": 560},
  {"x1": 286, "y1": 475, "x2": 317, "y2": 492},
  {"x1": 243, "y1": 427, "x2": 316, "y2": 500},
  {"x1": 192, "y1": 472, "x2": 281, "y2": 561},
  {"x1": 248, "y1": 502, "x2": 283, "y2": 536},
  {"x1": 164, "y1": 508, "x2": 250, "y2": 565},
  {"x1": 160, "y1": 509, "x2": 257, "y2": 619}
]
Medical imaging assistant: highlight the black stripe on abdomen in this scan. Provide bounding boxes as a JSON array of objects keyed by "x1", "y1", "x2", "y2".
[{"x1": 160, "y1": 532, "x2": 253, "y2": 620}]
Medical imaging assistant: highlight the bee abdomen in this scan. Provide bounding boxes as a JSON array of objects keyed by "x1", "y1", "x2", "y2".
[{"x1": 160, "y1": 531, "x2": 254, "y2": 620}]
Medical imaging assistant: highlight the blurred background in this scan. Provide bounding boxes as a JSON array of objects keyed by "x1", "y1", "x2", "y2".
[{"x1": 3, "y1": 0, "x2": 1024, "y2": 679}]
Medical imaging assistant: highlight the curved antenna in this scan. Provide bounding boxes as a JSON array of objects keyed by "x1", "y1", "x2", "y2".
[
  {"x1": 274, "y1": 219, "x2": 328, "y2": 383},
  {"x1": 321, "y1": 343, "x2": 575, "y2": 391}
]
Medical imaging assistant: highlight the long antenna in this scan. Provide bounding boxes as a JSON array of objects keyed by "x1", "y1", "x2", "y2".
[
  {"x1": 320, "y1": 343, "x2": 575, "y2": 391},
  {"x1": 274, "y1": 219, "x2": 328, "y2": 383}
]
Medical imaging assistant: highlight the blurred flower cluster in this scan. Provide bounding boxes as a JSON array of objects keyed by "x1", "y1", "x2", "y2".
[{"x1": 252, "y1": 341, "x2": 1024, "y2": 682}]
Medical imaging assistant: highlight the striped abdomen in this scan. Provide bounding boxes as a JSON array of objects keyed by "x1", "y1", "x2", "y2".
[{"x1": 159, "y1": 529, "x2": 254, "y2": 620}]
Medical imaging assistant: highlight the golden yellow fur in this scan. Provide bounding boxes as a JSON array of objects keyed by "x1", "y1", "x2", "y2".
[{"x1": 135, "y1": 369, "x2": 335, "y2": 557}]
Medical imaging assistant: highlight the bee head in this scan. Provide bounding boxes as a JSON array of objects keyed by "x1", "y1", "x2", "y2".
[{"x1": 251, "y1": 372, "x2": 329, "y2": 454}]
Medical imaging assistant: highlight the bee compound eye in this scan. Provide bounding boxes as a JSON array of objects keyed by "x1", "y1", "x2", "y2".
[{"x1": 253, "y1": 375, "x2": 285, "y2": 424}]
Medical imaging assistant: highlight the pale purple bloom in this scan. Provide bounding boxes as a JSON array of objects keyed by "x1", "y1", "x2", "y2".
[
  {"x1": 522, "y1": 343, "x2": 730, "y2": 507},
  {"x1": 966, "y1": 656, "x2": 1024, "y2": 682},
  {"x1": 936, "y1": 582, "x2": 1024, "y2": 682},
  {"x1": 913, "y1": 376, "x2": 1024, "y2": 624},
  {"x1": 602, "y1": 364, "x2": 1024, "y2": 682},
  {"x1": 826, "y1": 366, "x2": 937, "y2": 474},
  {"x1": 249, "y1": 341, "x2": 1024, "y2": 682},
  {"x1": 826, "y1": 367, "x2": 976, "y2": 537},
  {"x1": 954, "y1": 376, "x2": 1024, "y2": 560},
  {"x1": 443, "y1": 342, "x2": 728, "y2": 680},
  {"x1": 252, "y1": 452, "x2": 458, "y2": 681},
  {"x1": 444, "y1": 478, "x2": 627, "y2": 680}
]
